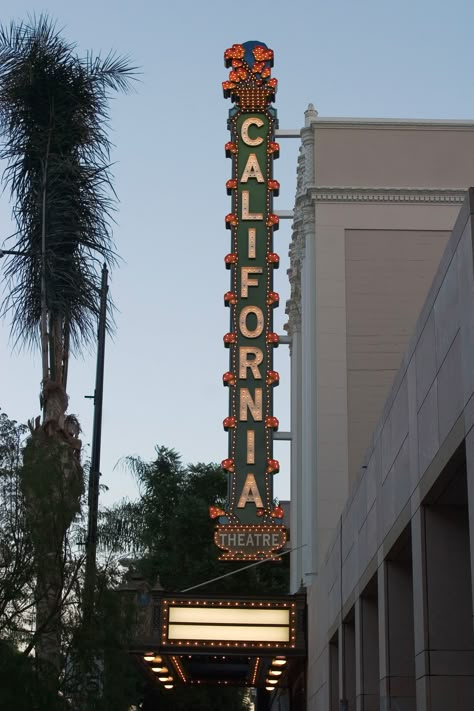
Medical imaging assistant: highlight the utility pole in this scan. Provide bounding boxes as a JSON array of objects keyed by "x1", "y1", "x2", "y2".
[{"x1": 83, "y1": 263, "x2": 108, "y2": 624}]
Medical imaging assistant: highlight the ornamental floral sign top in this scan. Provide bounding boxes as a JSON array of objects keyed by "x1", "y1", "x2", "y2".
[{"x1": 222, "y1": 41, "x2": 278, "y2": 109}]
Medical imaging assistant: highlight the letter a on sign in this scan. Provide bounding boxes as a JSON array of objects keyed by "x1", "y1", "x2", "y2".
[{"x1": 237, "y1": 473, "x2": 264, "y2": 508}]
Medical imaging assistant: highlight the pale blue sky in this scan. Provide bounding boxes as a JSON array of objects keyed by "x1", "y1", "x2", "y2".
[{"x1": 1, "y1": 0, "x2": 474, "y2": 505}]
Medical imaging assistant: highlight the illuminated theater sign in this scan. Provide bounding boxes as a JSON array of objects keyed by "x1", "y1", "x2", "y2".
[
  {"x1": 161, "y1": 597, "x2": 296, "y2": 649},
  {"x1": 211, "y1": 42, "x2": 286, "y2": 560}
]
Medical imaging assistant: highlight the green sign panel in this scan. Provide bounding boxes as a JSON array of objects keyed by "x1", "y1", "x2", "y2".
[{"x1": 211, "y1": 42, "x2": 286, "y2": 560}]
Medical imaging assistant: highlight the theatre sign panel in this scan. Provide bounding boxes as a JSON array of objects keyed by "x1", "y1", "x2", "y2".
[
  {"x1": 162, "y1": 598, "x2": 295, "y2": 649},
  {"x1": 210, "y1": 42, "x2": 286, "y2": 560}
]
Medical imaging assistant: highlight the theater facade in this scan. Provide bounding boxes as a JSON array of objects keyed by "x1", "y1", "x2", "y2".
[{"x1": 287, "y1": 110, "x2": 474, "y2": 710}]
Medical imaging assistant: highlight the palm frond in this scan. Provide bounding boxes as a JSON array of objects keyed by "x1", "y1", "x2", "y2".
[
  {"x1": 97, "y1": 499, "x2": 145, "y2": 554},
  {"x1": 0, "y1": 15, "x2": 135, "y2": 354},
  {"x1": 86, "y1": 50, "x2": 139, "y2": 93}
]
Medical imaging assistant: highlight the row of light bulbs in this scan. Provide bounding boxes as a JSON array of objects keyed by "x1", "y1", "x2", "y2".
[
  {"x1": 265, "y1": 655, "x2": 287, "y2": 692},
  {"x1": 143, "y1": 651, "x2": 286, "y2": 691},
  {"x1": 143, "y1": 654, "x2": 174, "y2": 690}
]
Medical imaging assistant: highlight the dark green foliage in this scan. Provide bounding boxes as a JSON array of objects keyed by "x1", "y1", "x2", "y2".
[
  {"x1": 20, "y1": 427, "x2": 85, "y2": 679},
  {"x1": 100, "y1": 446, "x2": 289, "y2": 710},
  {"x1": 0, "y1": 639, "x2": 67, "y2": 711},
  {"x1": 0, "y1": 412, "x2": 35, "y2": 647},
  {"x1": 0, "y1": 409, "x2": 27, "y2": 466},
  {"x1": 102, "y1": 446, "x2": 289, "y2": 595},
  {"x1": 67, "y1": 573, "x2": 142, "y2": 711},
  {"x1": 1, "y1": 413, "x2": 284, "y2": 710},
  {"x1": 0, "y1": 409, "x2": 141, "y2": 710},
  {"x1": 21, "y1": 429, "x2": 84, "y2": 548}
]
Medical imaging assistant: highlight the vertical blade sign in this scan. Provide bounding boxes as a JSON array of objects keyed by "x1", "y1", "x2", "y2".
[{"x1": 213, "y1": 42, "x2": 286, "y2": 560}]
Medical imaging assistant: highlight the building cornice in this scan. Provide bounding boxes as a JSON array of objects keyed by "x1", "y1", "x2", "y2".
[
  {"x1": 305, "y1": 117, "x2": 474, "y2": 131},
  {"x1": 307, "y1": 186, "x2": 466, "y2": 205}
]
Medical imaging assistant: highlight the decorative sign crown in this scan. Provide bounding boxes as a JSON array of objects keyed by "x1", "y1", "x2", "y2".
[{"x1": 223, "y1": 41, "x2": 278, "y2": 109}]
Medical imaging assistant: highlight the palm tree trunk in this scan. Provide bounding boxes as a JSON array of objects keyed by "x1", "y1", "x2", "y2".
[
  {"x1": 31, "y1": 168, "x2": 83, "y2": 674},
  {"x1": 40, "y1": 132, "x2": 51, "y2": 397},
  {"x1": 35, "y1": 550, "x2": 63, "y2": 678},
  {"x1": 23, "y1": 409, "x2": 83, "y2": 680},
  {"x1": 34, "y1": 129, "x2": 82, "y2": 677}
]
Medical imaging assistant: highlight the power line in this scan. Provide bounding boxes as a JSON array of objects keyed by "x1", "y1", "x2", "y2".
[{"x1": 181, "y1": 544, "x2": 307, "y2": 593}]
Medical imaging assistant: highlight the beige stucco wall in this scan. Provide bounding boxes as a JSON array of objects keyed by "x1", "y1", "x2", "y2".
[
  {"x1": 306, "y1": 189, "x2": 474, "y2": 711},
  {"x1": 314, "y1": 122, "x2": 474, "y2": 189},
  {"x1": 288, "y1": 115, "x2": 474, "y2": 710},
  {"x1": 313, "y1": 200, "x2": 461, "y2": 560},
  {"x1": 288, "y1": 117, "x2": 474, "y2": 592},
  {"x1": 345, "y1": 228, "x2": 450, "y2": 483}
]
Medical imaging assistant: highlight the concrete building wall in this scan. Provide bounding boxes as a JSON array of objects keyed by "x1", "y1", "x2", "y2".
[{"x1": 305, "y1": 191, "x2": 474, "y2": 710}]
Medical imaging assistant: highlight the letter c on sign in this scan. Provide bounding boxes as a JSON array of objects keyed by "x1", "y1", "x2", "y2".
[{"x1": 241, "y1": 117, "x2": 264, "y2": 146}]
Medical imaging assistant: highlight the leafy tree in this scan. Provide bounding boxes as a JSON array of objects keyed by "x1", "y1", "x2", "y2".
[
  {"x1": 101, "y1": 446, "x2": 289, "y2": 595},
  {"x1": 0, "y1": 411, "x2": 35, "y2": 647},
  {"x1": 1, "y1": 414, "x2": 282, "y2": 709},
  {"x1": 0, "y1": 409, "x2": 141, "y2": 711},
  {"x1": 0, "y1": 639, "x2": 67, "y2": 711},
  {"x1": 0, "y1": 15, "x2": 134, "y2": 679},
  {"x1": 100, "y1": 446, "x2": 289, "y2": 710}
]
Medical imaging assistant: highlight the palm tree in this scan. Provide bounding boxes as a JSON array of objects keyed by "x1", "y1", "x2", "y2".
[{"x1": 0, "y1": 15, "x2": 135, "y2": 680}]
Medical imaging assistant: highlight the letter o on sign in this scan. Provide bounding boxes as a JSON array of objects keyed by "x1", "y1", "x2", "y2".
[{"x1": 239, "y1": 306, "x2": 264, "y2": 338}]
